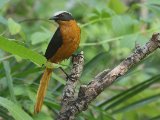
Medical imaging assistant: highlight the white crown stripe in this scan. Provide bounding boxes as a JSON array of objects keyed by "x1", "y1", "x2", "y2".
[{"x1": 54, "y1": 11, "x2": 72, "y2": 16}]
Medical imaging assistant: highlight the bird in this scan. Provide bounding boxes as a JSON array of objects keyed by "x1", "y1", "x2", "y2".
[{"x1": 34, "y1": 11, "x2": 81, "y2": 113}]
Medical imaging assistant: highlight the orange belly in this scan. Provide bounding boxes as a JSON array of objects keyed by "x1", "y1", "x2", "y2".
[{"x1": 49, "y1": 20, "x2": 80, "y2": 63}]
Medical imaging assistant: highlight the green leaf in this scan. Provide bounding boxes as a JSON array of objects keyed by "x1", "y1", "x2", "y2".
[
  {"x1": 108, "y1": 0, "x2": 128, "y2": 14},
  {"x1": 8, "y1": 18, "x2": 21, "y2": 35},
  {"x1": 103, "y1": 76, "x2": 160, "y2": 110},
  {"x1": 96, "y1": 75, "x2": 160, "y2": 110},
  {"x1": 52, "y1": 73, "x2": 66, "y2": 84},
  {"x1": 60, "y1": 59, "x2": 70, "y2": 69},
  {"x1": 146, "y1": 4, "x2": 160, "y2": 16},
  {"x1": 31, "y1": 32, "x2": 51, "y2": 45},
  {"x1": 149, "y1": 115, "x2": 160, "y2": 120},
  {"x1": 0, "y1": 36, "x2": 47, "y2": 66},
  {"x1": 113, "y1": 94, "x2": 160, "y2": 114},
  {"x1": 0, "y1": 107, "x2": 13, "y2": 120},
  {"x1": 3, "y1": 61, "x2": 17, "y2": 103},
  {"x1": 97, "y1": 111, "x2": 114, "y2": 120},
  {"x1": 82, "y1": 52, "x2": 110, "y2": 80},
  {"x1": 146, "y1": 0, "x2": 160, "y2": 5},
  {"x1": 0, "y1": 97, "x2": 33, "y2": 120},
  {"x1": 13, "y1": 67, "x2": 41, "y2": 77},
  {"x1": 0, "y1": 16, "x2": 7, "y2": 25},
  {"x1": 45, "y1": 99, "x2": 60, "y2": 110},
  {"x1": 111, "y1": 15, "x2": 138, "y2": 36},
  {"x1": 0, "y1": 0, "x2": 10, "y2": 8},
  {"x1": 33, "y1": 112, "x2": 53, "y2": 120}
]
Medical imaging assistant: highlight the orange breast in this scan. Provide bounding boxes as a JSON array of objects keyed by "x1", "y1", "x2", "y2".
[{"x1": 50, "y1": 20, "x2": 81, "y2": 63}]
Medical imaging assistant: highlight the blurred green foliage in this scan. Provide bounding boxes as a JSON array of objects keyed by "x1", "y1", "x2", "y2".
[{"x1": 0, "y1": 0, "x2": 160, "y2": 120}]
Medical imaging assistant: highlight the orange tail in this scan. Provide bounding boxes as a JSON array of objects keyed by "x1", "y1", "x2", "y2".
[{"x1": 34, "y1": 68, "x2": 53, "y2": 114}]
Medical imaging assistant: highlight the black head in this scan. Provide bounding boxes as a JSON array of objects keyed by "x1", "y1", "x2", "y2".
[{"x1": 49, "y1": 11, "x2": 74, "y2": 21}]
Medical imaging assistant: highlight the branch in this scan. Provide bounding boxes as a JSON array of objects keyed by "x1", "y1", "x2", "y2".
[
  {"x1": 57, "y1": 51, "x2": 84, "y2": 120},
  {"x1": 57, "y1": 33, "x2": 160, "y2": 120}
]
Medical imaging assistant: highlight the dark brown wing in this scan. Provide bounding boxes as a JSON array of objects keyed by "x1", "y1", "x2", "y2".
[{"x1": 45, "y1": 27, "x2": 63, "y2": 60}]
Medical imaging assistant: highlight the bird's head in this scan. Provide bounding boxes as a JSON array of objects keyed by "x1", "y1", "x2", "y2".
[{"x1": 49, "y1": 11, "x2": 74, "y2": 23}]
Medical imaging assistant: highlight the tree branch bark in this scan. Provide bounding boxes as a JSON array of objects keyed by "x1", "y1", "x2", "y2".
[
  {"x1": 57, "y1": 51, "x2": 84, "y2": 120},
  {"x1": 57, "y1": 33, "x2": 160, "y2": 120}
]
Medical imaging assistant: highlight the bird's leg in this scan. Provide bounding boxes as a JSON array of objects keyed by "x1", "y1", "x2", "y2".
[
  {"x1": 60, "y1": 52, "x2": 84, "y2": 80},
  {"x1": 59, "y1": 67, "x2": 69, "y2": 77},
  {"x1": 59, "y1": 67, "x2": 76, "y2": 80}
]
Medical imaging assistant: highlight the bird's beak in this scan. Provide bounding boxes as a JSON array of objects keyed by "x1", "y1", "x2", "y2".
[{"x1": 49, "y1": 16, "x2": 59, "y2": 21}]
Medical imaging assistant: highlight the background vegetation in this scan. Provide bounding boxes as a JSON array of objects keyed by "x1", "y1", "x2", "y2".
[{"x1": 0, "y1": 0, "x2": 160, "y2": 120}]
